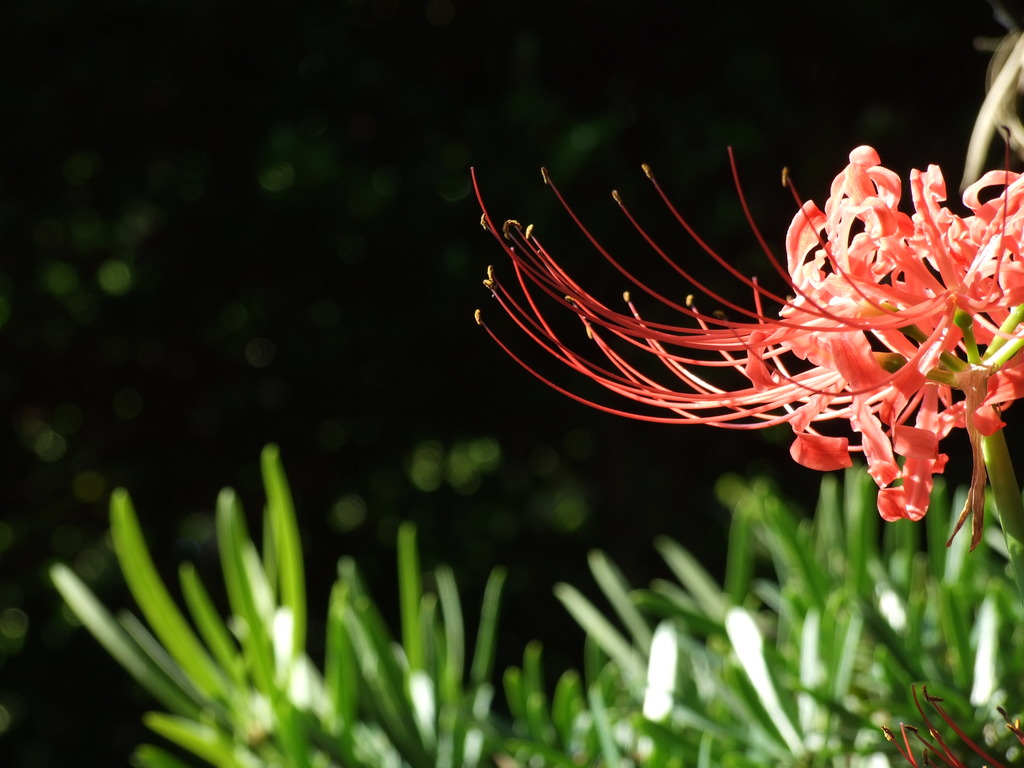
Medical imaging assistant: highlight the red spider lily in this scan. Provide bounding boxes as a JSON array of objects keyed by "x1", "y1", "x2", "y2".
[
  {"x1": 883, "y1": 686, "x2": 1024, "y2": 767},
  {"x1": 473, "y1": 147, "x2": 1024, "y2": 543}
]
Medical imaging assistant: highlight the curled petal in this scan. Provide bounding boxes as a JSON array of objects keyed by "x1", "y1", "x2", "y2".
[
  {"x1": 896, "y1": 457, "x2": 941, "y2": 521},
  {"x1": 790, "y1": 433, "x2": 852, "y2": 471},
  {"x1": 851, "y1": 399, "x2": 900, "y2": 487},
  {"x1": 963, "y1": 169, "x2": 1022, "y2": 211},
  {"x1": 973, "y1": 404, "x2": 1006, "y2": 436},
  {"x1": 849, "y1": 145, "x2": 881, "y2": 167},
  {"x1": 893, "y1": 425, "x2": 938, "y2": 459},
  {"x1": 877, "y1": 487, "x2": 912, "y2": 522}
]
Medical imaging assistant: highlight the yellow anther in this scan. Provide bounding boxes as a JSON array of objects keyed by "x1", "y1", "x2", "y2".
[
  {"x1": 524, "y1": 223, "x2": 534, "y2": 239},
  {"x1": 502, "y1": 219, "x2": 521, "y2": 239},
  {"x1": 480, "y1": 213, "x2": 489, "y2": 230},
  {"x1": 541, "y1": 167, "x2": 551, "y2": 185},
  {"x1": 781, "y1": 167, "x2": 790, "y2": 187},
  {"x1": 641, "y1": 163, "x2": 653, "y2": 179},
  {"x1": 474, "y1": 309, "x2": 483, "y2": 325},
  {"x1": 623, "y1": 291, "x2": 631, "y2": 302},
  {"x1": 483, "y1": 264, "x2": 495, "y2": 289},
  {"x1": 612, "y1": 189, "x2": 623, "y2": 205},
  {"x1": 686, "y1": 294, "x2": 695, "y2": 307}
]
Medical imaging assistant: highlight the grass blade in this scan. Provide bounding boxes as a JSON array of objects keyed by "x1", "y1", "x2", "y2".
[
  {"x1": 262, "y1": 444, "x2": 306, "y2": 662},
  {"x1": 588, "y1": 550, "x2": 652, "y2": 652},
  {"x1": 725, "y1": 607, "x2": 804, "y2": 757},
  {"x1": 51, "y1": 564, "x2": 201, "y2": 718},
  {"x1": 554, "y1": 583, "x2": 644, "y2": 680},
  {"x1": 469, "y1": 567, "x2": 505, "y2": 688},
  {"x1": 217, "y1": 488, "x2": 276, "y2": 698},
  {"x1": 110, "y1": 489, "x2": 226, "y2": 700},
  {"x1": 398, "y1": 522, "x2": 425, "y2": 673}
]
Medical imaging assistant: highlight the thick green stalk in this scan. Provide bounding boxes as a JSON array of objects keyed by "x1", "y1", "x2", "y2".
[{"x1": 982, "y1": 428, "x2": 1024, "y2": 604}]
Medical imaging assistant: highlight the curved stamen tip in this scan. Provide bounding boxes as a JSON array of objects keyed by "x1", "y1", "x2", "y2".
[
  {"x1": 685, "y1": 294, "x2": 695, "y2": 308},
  {"x1": 483, "y1": 265, "x2": 496, "y2": 289},
  {"x1": 611, "y1": 189, "x2": 623, "y2": 205},
  {"x1": 881, "y1": 727, "x2": 895, "y2": 742},
  {"x1": 641, "y1": 162, "x2": 653, "y2": 179},
  {"x1": 541, "y1": 167, "x2": 551, "y2": 185},
  {"x1": 474, "y1": 309, "x2": 483, "y2": 325},
  {"x1": 622, "y1": 290, "x2": 631, "y2": 303},
  {"x1": 922, "y1": 686, "x2": 941, "y2": 703},
  {"x1": 502, "y1": 219, "x2": 521, "y2": 239},
  {"x1": 781, "y1": 166, "x2": 790, "y2": 187},
  {"x1": 524, "y1": 223, "x2": 534, "y2": 239},
  {"x1": 479, "y1": 213, "x2": 489, "y2": 230}
]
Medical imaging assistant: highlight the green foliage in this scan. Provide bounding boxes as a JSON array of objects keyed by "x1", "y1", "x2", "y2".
[
  {"x1": 51, "y1": 449, "x2": 1024, "y2": 767},
  {"x1": 522, "y1": 468, "x2": 1024, "y2": 767},
  {"x1": 52, "y1": 445, "x2": 506, "y2": 768}
]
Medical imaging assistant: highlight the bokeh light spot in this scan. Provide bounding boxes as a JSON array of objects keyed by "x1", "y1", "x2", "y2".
[
  {"x1": 113, "y1": 388, "x2": 144, "y2": 419},
  {"x1": 245, "y1": 337, "x2": 276, "y2": 367},
  {"x1": 370, "y1": 165, "x2": 400, "y2": 197},
  {"x1": 72, "y1": 470, "x2": 106, "y2": 503},
  {"x1": 528, "y1": 446, "x2": 559, "y2": 477},
  {"x1": 317, "y1": 419, "x2": 349, "y2": 452},
  {"x1": 63, "y1": 149, "x2": 101, "y2": 185},
  {"x1": 328, "y1": 494, "x2": 367, "y2": 533},
  {"x1": 0, "y1": 609, "x2": 28, "y2": 640},
  {"x1": 258, "y1": 161, "x2": 295, "y2": 192},
  {"x1": 97, "y1": 259, "x2": 133, "y2": 295},
  {"x1": 73, "y1": 549, "x2": 107, "y2": 582},
  {"x1": 33, "y1": 430, "x2": 66, "y2": 462},
  {"x1": 41, "y1": 261, "x2": 78, "y2": 297},
  {"x1": 439, "y1": 175, "x2": 470, "y2": 203},
  {"x1": 68, "y1": 209, "x2": 106, "y2": 253},
  {"x1": 408, "y1": 440, "x2": 444, "y2": 492},
  {"x1": 221, "y1": 301, "x2": 249, "y2": 332},
  {"x1": 551, "y1": 494, "x2": 589, "y2": 532}
]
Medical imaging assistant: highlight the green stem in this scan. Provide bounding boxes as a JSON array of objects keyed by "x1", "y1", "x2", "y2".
[
  {"x1": 984, "y1": 334, "x2": 1024, "y2": 369},
  {"x1": 954, "y1": 310, "x2": 981, "y2": 364},
  {"x1": 982, "y1": 428, "x2": 1024, "y2": 604},
  {"x1": 983, "y1": 302, "x2": 1024, "y2": 359},
  {"x1": 899, "y1": 323, "x2": 968, "y2": 372}
]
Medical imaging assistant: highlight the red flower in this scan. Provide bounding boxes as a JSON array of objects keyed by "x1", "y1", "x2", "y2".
[{"x1": 474, "y1": 148, "x2": 1024, "y2": 541}]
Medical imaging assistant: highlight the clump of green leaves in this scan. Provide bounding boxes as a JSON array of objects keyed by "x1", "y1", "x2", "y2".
[
  {"x1": 52, "y1": 445, "x2": 506, "y2": 768},
  {"x1": 526, "y1": 469, "x2": 1024, "y2": 767},
  {"x1": 52, "y1": 450, "x2": 1024, "y2": 767}
]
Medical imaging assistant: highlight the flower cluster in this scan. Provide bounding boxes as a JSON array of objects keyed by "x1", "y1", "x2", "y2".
[{"x1": 474, "y1": 147, "x2": 1024, "y2": 542}]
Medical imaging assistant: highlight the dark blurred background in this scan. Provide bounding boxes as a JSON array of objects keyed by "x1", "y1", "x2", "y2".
[{"x1": 0, "y1": 0, "x2": 1010, "y2": 764}]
